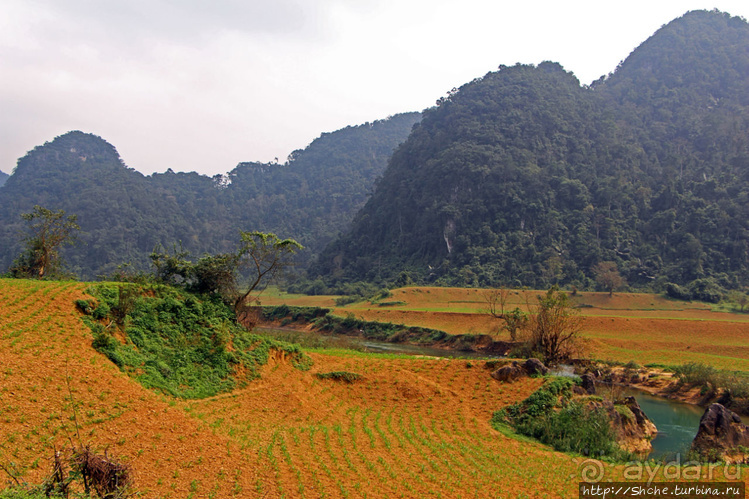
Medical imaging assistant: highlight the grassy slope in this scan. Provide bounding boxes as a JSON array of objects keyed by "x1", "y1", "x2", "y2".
[
  {"x1": 3, "y1": 279, "x2": 748, "y2": 498},
  {"x1": 259, "y1": 287, "x2": 749, "y2": 372}
]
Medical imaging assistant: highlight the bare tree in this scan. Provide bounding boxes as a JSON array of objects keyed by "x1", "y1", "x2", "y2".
[
  {"x1": 523, "y1": 286, "x2": 585, "y2": 364},
  {"x1": 592, "y1": 261, "x2": 625, "y2": 297},
  {"x1": 483, "y1": 288, "x2": 527, "y2": 341},
  {"x1": 483, "y1": 288, "x2": 511, "y2": 319}
]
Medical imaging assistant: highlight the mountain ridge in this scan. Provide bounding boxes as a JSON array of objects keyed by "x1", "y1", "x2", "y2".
[
  {"x1": 311, "y1": 10, "x2": 749, "y2": 293},
  {"x1": 0, "y1": 113, "x2": 420, "y2": 278}
]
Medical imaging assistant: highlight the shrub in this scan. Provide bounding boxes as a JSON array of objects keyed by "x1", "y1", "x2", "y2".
[
  {"x1": 91, "y1": 302, "x2": 111, "y2": 320},
  {"x1": 75, "y1": 299, "x2": 95, "y2": 314},
  {"x1": 334, "y1": 295, "x2": 362, "y2": 306},
  {"x1": 673, "y1": 362, "x2": 718, "y2": 388},
  {"x1": 688, "y1": 278, "x2": 725, "y2": 304},
  {"x1": 262, "y1": 305, "x2": 329, "y2": 322},
  {"x1": 494, "y1": 377, "x2": 623, "y2": 458},
  {"x1": 665, "y1": 282, "x2": 691, "y2": 301},
  {"x1": 666, "y1": 279, "x2": 726, "y2": 303},
  {"x1": 0, "y1": 489, "x2": 53, "y2": 499},
  {"x1": 315, "y1": 371, "x2": 363, "y2": 383}
]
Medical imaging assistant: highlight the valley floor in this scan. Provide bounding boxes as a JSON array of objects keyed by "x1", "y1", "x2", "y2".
[
  {"x1": 1, "y1": 280, "x2": 748, "y2": 497},
  {"x1": 261, "y1": 287, "x2": 749, "y2": 371}
]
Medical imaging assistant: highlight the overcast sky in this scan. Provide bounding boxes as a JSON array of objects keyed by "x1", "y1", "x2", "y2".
[{"x1": 2, "y1": 1, "x2": 748, "y2": 177}]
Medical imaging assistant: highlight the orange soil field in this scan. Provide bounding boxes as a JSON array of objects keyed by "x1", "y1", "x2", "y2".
[
  {"x1": 260, "y1": 287, "x2": 749, "y2": 372},
  {"x1": 2, "y1": 279, "x2": 748, "y2": 498}
]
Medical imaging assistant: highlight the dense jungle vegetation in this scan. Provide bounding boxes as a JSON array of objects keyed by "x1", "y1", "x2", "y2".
[
  {"x1": 312, "y1": 10, "x2": 749, "y2": 293},
  {"x1": 0, "y1": 113, "x2": 420, "y2": 279}
]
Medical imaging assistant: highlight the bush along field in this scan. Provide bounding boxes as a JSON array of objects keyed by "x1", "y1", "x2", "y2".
[
  {"x1": 492, "y1": 376, "x2": 649, "y2": 461},
  {"x1": 76, "y1": 283, "x2": 313, "y2": 399},
  {"x1": 261, "y1": 304, "x2": 511, "y2": 353}
]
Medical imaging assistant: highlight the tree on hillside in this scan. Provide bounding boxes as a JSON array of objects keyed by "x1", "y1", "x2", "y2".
[
  {"x1": 191, "y1": 253, "x2": 241, "y2": 297},
  {"x1": 522, "y1": 287, "x2": 584, "y2": 364},
  {"x1": 234, "y1": 231, "x2": 303, "y2": 312},
  {"x1": 150, "y1": 243, "x2": 192, "y2": 286},
  {"x1": 148, "y1": 232, "x2": 302, "y2": 325},
  {"x1": 9, "y1": 205, "x2": 80, "y2": 278},
  {"x1": 592, "y1": 261, "x2": 625, "y2": 297}
]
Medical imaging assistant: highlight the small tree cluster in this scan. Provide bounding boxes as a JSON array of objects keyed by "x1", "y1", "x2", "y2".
[
  {"x1": 149, "y1": 231, "x2": 302, "y2": 316},
  {"x1": 487, "y1": 286, "x2": 585, "y2": 365},
  {"x1": 9, "y1": 206, "x2": 80, "y2": 279}
]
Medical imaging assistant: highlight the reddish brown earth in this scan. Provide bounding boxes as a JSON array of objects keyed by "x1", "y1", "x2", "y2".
[
  {"x1": 3, "y1": 280, "x2": 749, "y2": 497},
  {"x1": 259, "y1": 287, "x2": 749, "y2": 371},
  {"x1": 0, "y1": 280, "x2": 583, "y2": 497}
]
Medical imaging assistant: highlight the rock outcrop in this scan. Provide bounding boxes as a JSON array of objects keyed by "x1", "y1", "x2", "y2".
[
  {"x1": 691, "y1": 403, "x2": 749, "y2": 462},
  {"x1": 490, "y1": 358, "x2": 549, "y2": 383},
  {"x1": 586, "y1": 396, "x2": 658, "y2": 455},
  {"x1": 613, "y1": 396, "x2": 658, "y2": 455},
  {"x1": 580, "y1": 373, "x2": 596, "y2": 395}
]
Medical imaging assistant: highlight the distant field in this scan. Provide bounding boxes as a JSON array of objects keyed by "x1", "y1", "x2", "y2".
[
  {"x1": 259, "y1": 286, "x2": 749, "y2": 372},
  {"x1": 2, "y1": 279, "x2": 748, "y2": 498}
]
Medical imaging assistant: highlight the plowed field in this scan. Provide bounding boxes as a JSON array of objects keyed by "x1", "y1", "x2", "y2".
[
  {"x1": 2, "y1": 279, "x2": 747, "y2": 498},
  {"x1": 260, "y1": 287, "x2": 749, "y2": 371}
]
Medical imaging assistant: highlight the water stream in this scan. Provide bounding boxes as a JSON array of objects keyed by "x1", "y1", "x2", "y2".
[
  {"x1": 623, "y1": 388, "x2": 705, "y2": 460},
  {"x1": 257, "y1": 327, "x2": 501, "y2": 359}
]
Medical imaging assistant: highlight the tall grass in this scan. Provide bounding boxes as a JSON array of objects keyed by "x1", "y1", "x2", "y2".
[{"x1": 673, "y1": 362, "x2": 749, "y2": 400}]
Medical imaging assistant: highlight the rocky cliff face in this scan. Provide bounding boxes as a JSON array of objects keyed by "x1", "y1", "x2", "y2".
[{"x1": 610, "y1": 397, "x2": 658, "y2": 455}]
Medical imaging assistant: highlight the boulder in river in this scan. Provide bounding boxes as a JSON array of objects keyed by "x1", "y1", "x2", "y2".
[
  {"x1": 691, "y1": 403, "x2": 749, "y2": 462},
  {"x1": 586, "y1": 396, "x2": 658, "y2": 455}
]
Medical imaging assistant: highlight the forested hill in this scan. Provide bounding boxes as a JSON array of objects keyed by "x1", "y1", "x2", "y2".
[
  {"x1": 223, "y1": 112, "x2": 421, "y2": 257},
  {"x1": 0, "y1": 171, "x2": 8, "y2": 187},
  {"x1": 312, "y1": 10, "x2": 749, "y2": 292},
  {"x1": 0, "y1": 112, "x2": 420, "y2": 278}
]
